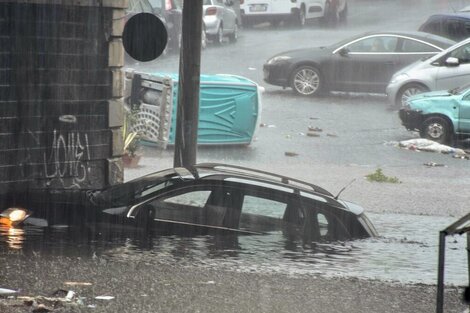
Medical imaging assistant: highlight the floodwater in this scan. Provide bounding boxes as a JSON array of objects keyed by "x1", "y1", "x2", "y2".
[{"x1": 0, "y1": 212, "x2": 467, "y2": 286}]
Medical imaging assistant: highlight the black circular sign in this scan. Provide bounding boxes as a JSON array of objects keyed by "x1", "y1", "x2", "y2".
[{"x1": 122, "y1": 13, "x2": 168, "y2": 62}]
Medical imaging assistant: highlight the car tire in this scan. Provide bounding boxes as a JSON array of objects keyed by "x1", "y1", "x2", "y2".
[
  {"x1": 228, "y1": 23, "x2": 238, "y2": 43},
  {"x1": 339, "y1": 3, "x2": 348, "y2": 24},
  {"x1": 396, "y1": 83, "x2": 429, "y2": 107},
  {"x1": 321, "y1": 1, "x2": 338, "y2": 27},
  {"x1": 270, "y1": 19, "x2": 281, "y2": 27},
  {"x1": 215, "y1": 25, "x2": 224, "y2": 45},
  {"x1": 290, "y1": 65, "x2": 322, "y2": 96},
  {"x1": 420, "y1": 116, "x2": 452, "y2": 144},
  {"x1": 293, "y1": 7, "x2": 306, "y2": 27}
]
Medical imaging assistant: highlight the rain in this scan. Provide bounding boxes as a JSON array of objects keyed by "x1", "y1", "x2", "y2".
[{"x1": 1, "y1": 0, "x2": 470, "y2": 312}]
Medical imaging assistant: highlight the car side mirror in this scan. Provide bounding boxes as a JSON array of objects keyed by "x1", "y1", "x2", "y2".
[
  {"x1": 445, "y1": 56, "x2": 459, "y2": 66},
  {"x1": 338, "y1": 47, "x2": 349, "y2": 57}
]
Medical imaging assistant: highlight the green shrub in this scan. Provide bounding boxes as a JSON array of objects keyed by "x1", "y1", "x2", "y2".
[{"x1": 366, "y1": 168, "x2": 401, "y2": 184}]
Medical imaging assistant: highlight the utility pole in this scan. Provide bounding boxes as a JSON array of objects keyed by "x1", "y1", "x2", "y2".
[{"x1": 173, "y1": 0, "x2": 203, "y2": 168}]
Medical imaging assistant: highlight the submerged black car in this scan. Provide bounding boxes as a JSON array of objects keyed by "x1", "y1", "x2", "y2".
[
  {"x1": 263, "y1": 31, "x2": 455, "y2": 96},
  {"x1": 1, "y1": 164, "x2": 377, "y2": 243}
]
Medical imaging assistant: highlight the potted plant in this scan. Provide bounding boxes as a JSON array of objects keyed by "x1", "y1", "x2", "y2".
[{"x1": 122, "y1": 109, "x2": 143, "y2": 168}]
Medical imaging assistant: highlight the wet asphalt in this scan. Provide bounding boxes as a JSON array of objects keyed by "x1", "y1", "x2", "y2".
[{"x1": 0, "y1": 252, "x2": 466, "y2": 313}]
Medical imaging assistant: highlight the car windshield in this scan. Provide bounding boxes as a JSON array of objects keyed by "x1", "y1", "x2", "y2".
[{"x1": 2, "y1": 1, "x2": 469, "y2": 313}]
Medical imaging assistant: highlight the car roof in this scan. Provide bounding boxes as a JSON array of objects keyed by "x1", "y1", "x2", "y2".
[
  {"x1": 193, "y1": 163, "x2": 335, "y2": 197},
  {"x1": 426, "y1": 12, "x2": 470, "y2": 20},
  {"x1": 331, "y1": 30, "x2": 455, "y2": 51}
]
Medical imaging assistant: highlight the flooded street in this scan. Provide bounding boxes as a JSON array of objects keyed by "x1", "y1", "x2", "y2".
[
  {"x1": 1, "y1": 0, "x2": 470, "y2": 312},
  {"x1": 1, "y1": 213, "x2": 466, "y2": 286}
]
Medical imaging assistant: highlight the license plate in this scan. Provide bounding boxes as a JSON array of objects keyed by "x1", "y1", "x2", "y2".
[{"x1": 250, "y1": 4, "x2": 267, "y2": 12}]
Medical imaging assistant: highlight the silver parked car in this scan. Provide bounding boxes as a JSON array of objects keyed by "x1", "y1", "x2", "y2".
[
  {"x1": 387, "y1": 37, "x2": 470, "y2": 107},
  {"x1": 203, "y1": 0, "x2": 239, "y2": 44}
]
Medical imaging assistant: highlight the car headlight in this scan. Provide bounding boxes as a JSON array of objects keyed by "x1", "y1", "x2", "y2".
[
  {"x1": 267, "y1": 56, "x2": 292, "y2": 64},
  {"x1": 390, "y1": 73, "x2": 409, "y2": 84},
  {"x1": 0, "y1": 207, "x2": 31, "y2": 226}
]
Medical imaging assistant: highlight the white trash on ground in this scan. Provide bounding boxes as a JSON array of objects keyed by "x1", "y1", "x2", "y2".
[{"x1": 398, "y1": 139, "x2": 467, "y2": 156}]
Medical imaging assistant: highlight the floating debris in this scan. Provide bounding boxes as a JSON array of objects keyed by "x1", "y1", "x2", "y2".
[
  {"x1": 308, "y1": 126, "x2": 322, "y2": 132},
  {"x1": 309, "y1": 117, "x2": 319, "y2": 120},
  {"x1": 307, "y1": 132, "x2": 320, "y2": 137},
  {"x1": 285, "y1": 134, "x2": 292, "y2": 139},
  {"x1": 298, "y1": 132, "x2": 305, "y2": 136},
  {"x1": 284, "y1": 151, "x2": 298, "y2": 157},
  {"x1": 423, "y1": 162, "x2": 445, "y2": 167},
  {"x1": 95, "y1": 295, "x2": 115, "y2": 301},
  {"x1": 259, "y1": 123, "x2": 276, "y2": 128},
  {"x1": 326, "y1": 133, "x2": 338, "y2": 137},
  {"x1": 248, "y1": 67, "x2": 256, "y2": 70},
  {"x1": 0, "y1": 288, "x2": 18, "y2": 296},
  {"x1": 33, "y1": 304, "x2": 52, "y2": 313},
  {"x1": 64, "y1": 282, "x2": 92, "y2": 287}
]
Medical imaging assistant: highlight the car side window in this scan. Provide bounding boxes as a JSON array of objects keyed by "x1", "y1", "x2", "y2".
[
  {"x1": 445, "y1": 19, "x2": 465, "y2": 40},
  {"x1": 242, "y1": 195, "x2": 286, "y2": 218},
  {"x1": 163, "y1": 190, "x2": 212, "y2": 207},
  {"x1": 346, "y1": 36, "x2": 398, "y2": 53},
  {"x1": 401, "y1": 39, "x2": 439, "y2": 53},
  {"x1": 449, "y1": 43, "x2": 470, "y2": 64},
  {"x1": 238, "y1": 192, "x2": 303, "y2": 233},
  {"x1": 148, "y1": 188, "x2": 214, "y2": 225}
]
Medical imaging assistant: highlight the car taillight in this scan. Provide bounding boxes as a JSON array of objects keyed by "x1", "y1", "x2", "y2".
[{"x1": 206, "y1": 7, "x2": 217, "y2": 15}]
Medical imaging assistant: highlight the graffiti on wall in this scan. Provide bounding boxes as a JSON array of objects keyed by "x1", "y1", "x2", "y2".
[{"x1": 42, "y1": 115, "x2": 91, "y2": 189}]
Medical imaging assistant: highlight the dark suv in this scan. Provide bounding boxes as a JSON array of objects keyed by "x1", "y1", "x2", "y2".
[{"x1": 419, "y1": 13, "x2": 470, "y2": 42}]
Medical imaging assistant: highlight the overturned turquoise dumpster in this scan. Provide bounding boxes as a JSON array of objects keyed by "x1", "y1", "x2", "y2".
[{"x1": 124, "y1": 70, "x2": 263, "y2": 148}]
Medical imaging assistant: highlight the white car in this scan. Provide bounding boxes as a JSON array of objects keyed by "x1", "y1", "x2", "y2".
[
  {"x1": 387, "y1": 37, "x2": 470, "y2": 107},
  {"x1": 203, "y1": 0, "x2": 239, "y2": 44},
  {"x1": 240, "y1": 0, "x2": 347, "y2": 27}
]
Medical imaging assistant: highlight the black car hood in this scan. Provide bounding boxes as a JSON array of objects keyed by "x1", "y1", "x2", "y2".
[{"x1": 272, "y1": 46, "x2": 330, "y2": 59}]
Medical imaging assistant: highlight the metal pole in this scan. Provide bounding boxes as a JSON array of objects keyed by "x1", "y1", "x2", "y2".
[
  {"x1": 467, "y1": 232, "x2": 470, "y2": 311},
  {"x1": 173, "y1": 0, "x2": 203, "y2": 168},
  {"x1": 436, "y1": 231, "x2": 446, "y2": 313}
]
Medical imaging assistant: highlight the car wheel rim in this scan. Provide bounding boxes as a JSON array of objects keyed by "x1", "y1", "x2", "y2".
[
  {"x1": 294, "y1": 69, "x2": 319, "y2": 95},
  {"x1": 401, "y1": 87, "x2": 423, "y2": 106},
  {"x1": 426, "y1": 123, "x2": 444, "y2": 139}
]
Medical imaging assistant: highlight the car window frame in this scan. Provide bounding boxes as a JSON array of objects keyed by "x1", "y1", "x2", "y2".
[
  {"x1": 398, "y1": 37, "x2": 441, "y2": 54},
  {"x1": 332, "y1": 34, "x2": 444, "y2": 55}
]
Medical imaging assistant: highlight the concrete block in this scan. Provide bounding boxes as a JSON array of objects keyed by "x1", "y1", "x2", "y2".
[
  {"x1": 112, "y1": 69, "x2": 124, "y2": 98},
  {"x1": 108, "y1": 99, "x2": 124, "y2": 128},
  {"x1": 108, "y1": 39, "x2": 124, "y2": 67},
  {"x1": 107, "y1": 157, "x2": 124, "y2": 186},
  {"x1": 112, "y1": 9, "x2": 126, "y2": 37},
  {"x1": 111, "y1": 127, "x2": 124, "y2": 157}
]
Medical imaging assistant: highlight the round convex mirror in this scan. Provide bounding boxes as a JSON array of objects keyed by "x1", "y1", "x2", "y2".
[{"x1": 122, "y1": 13, "x2": 168, "y2": 62}]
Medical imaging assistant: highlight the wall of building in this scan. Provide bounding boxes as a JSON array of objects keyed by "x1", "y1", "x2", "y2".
[{"x1": 0, "y1": 0, "x2": 127, "y2": 203}]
